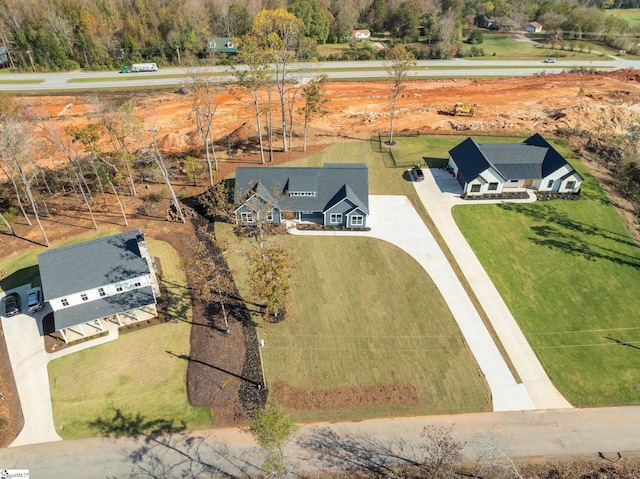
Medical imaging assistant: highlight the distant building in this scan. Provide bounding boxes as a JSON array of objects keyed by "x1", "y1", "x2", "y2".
[
  {"x1": 523, "y1": 22, "x2": 543, "y2": 33},
  {"x1": 207, "y1": 37, "x2": 238, "y2": 55},
  {"x1": 352, "y1": 29, "x2": 371, "y2": 41},
  {"x1": 0, "y1": 46, "x2": 9, "y2": 67}
]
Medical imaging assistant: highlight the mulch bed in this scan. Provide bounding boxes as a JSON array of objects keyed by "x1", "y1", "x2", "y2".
[{"x1": 271, "y1": 381, "x2": 419, "y2": 411}]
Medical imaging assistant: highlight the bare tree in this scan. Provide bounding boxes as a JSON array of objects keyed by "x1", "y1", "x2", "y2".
[
  {"x1": 420, "y1": 425, "x2": 464, "y2": 479},
  {"x1": 187, "y1": 69, "x2": 220, "y2": 185},
  {"x1": 0, "y1": 116, "x2": 49, "y2": 246},
  {"x1": 234, "y1": 35, "x2": 270, "y2": 164},
  {"x1": 102, "y1": 103, "x2": 143, "y2": 197},
  {"x1": 385, "y1": 45, "x2": 416, "y2": 145},
  {"x1": 298, "y1": 75, "x2": 328, "y2": 152},
  {"x1": 35, "y1": 117, "x2": 98, "y2": 229},
  {"x1": 137, "y1": 122, "x2": 186, "y2": 224},
  {"x1": 252, "y1": 9, "x2": 303, "y2": 153}
]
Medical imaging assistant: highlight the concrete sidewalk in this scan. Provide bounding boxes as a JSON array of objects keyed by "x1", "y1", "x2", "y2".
[
  {"x1": 413, "y1": 168, "x2": 571, "y2": 409},
  {"x1": 1, "y1": 286, "x2": 119, "y2": 447},
  {"x1": 290, "y1": 195, "x2": 536, "y2": 411}
]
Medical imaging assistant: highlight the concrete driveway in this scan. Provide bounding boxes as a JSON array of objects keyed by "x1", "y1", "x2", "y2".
[
  {"x1": 1, "y1": 285, "x2": 118, "y2": 447},
  {"x1": 412, "y1": 168, "x2": 571, "y2": 410},
  {"x1": 290, "y1": 195, "x2": 536, "y2": 412}
]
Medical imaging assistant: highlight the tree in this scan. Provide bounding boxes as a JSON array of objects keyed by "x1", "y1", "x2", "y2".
[
  {"x1": 225, "y1": 4, "x2": 252, "y2": 38},
  {"x1": 248, "y1": 402, "x2": 297, "y2": 477},
  {"x1": 0, "y1": 115, "x2": 49, "y2": 246},
  {"x1": 235, "y1": 34, "x2": 270, "y2": 164},
  {"x1": 436, "y1": 9, "x2": 460, "y2": 59},
  {"x1": 187, "y1": 226, "x2": 234, "y2": 334},
  {"x1": 288, "y1": 0, "x2": 330, "y2": 44},
  {"x1": 298, "y1": 75, "x2": 328, "y2": 152},
  {"x1": 248, "y1": 244, "x2": 294, "y2": 322},
  {"x1": 420, "y1": 425, "x2": 464, "y2": 479},
  {"x1": 188, "y1": 69, "x2": 220, "y2": 184},
  {"x1": 252, "y1": 9, "x2": 303, "y2": 153},
  {"x1": 384, "y1": 45, "x2": 416, "y2": 145}
]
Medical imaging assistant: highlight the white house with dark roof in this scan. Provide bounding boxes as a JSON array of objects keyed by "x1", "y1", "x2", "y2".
[
  {"x1": 38, "y1": 230, "x2": 159, "y2": 343},
  {"x1": 447, "y1": 134, "x2": 583, "y2": 197},
  {"x1": 234, "y1": 163, "x2": 369, "y2": 228}
]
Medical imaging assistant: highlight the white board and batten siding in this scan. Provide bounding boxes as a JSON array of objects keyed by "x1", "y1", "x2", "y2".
[{"x1": 48, "y1": 275, "x2": 152, "y2": 312}]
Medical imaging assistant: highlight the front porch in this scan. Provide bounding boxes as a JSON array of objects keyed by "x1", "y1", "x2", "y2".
[{"x1": 52, "y1": 304, "x2": 158, "y2": 345}]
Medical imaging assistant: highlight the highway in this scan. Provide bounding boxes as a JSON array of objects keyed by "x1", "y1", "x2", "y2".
[{"x1": 0, "y1": 57, "x2": 638, "y2": 91}]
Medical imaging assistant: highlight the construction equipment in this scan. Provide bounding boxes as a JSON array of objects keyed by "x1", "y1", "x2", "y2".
[{"x1": 438, "y1": 102, "x2": 475, "y2": 117}]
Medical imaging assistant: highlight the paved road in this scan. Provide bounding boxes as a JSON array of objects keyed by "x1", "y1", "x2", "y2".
[
  {"x1": 0, "y1": 57, "x2": 638, "y2": 91},
  {"x1": 1, "y1": 407, "x2": 639, "y2": 478}
]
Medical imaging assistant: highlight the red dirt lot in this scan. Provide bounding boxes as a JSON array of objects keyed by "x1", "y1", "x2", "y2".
[{"x1": 2, "y1": 70, "x2": 640, "y2": 444}]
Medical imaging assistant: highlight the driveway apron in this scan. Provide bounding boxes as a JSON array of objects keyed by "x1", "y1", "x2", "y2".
[{"x1": 291, "y1": 195, "x2": 536, "y2": 412}]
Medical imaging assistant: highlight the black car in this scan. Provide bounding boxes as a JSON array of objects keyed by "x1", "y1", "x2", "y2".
[
  {"x1": 412, "y1": 165, "x2": 425, "y2": 181},
  {"x1": 4, "y1": 292, "x2": 20, "y2": 317}
]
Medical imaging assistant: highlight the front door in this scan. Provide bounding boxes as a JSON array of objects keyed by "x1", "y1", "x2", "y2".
[{"x1": 523, "y1": 179, "x2": 533, "y2": 187}]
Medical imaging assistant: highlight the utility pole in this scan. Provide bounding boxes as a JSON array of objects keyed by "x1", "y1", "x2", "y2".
[
  {"x1": 25, "y1": 50, "x2": 35, "y2": 72},
  {"x1": 176, "y1": 46, "x2": 181, "y2": 66}
]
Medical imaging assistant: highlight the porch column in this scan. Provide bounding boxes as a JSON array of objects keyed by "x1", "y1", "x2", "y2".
[
  {"x1": 115, "y1": 313, "x2": 123, "y2": 327},
  {"x1": 60, "y1": 328, "x2": 68, "y2": 344},
  {"x1": 79, "y1": 323, "x2": 86, "y2": 337}
]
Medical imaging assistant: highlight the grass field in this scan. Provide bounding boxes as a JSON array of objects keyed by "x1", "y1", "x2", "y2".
[
  {"x1": 605, "y1": 8, "x2": 640, "y2": 28},
  {"x1": 47, "y1": 239, "x2": 211, "y2": 439},
  {"x1": 452, "y1": 142, "x2": 640, "y2": 407},
  {"x1": 220, "y1": 139, "x2": 492, "y2": 421}
]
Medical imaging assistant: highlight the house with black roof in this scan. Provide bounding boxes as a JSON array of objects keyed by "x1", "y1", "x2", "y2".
[
  {"x1": 447, "y1": 134, "x2": 583, "y2": 197},
  {"x1": 38, "y1": 230, "x2": 159, "y2": 343},
  {"x1": 234, "y1": 163, "x2": 369, "y2": 228}
]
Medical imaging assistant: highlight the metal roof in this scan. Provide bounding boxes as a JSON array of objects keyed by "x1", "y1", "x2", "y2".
[
  {"x1": 235, "y1": 163, "x2": 369, "y2": 214},
  {"x1": 38, "y1": 230, "x2": 150, "y2": 300}
]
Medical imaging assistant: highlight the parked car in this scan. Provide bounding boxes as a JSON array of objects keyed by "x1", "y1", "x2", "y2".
[
  {"x1": 544, "y1": 58, "x2": 556, "y2": 63},
  {"x1": 27, "y1": 287, "x2": 43, "y2": 313},
  {"x1": 4, "y1": 292, "x2": 20, "y2": 317},
  {"x1": 412, "y1": 165, "x2": 425, "y2": 181}
]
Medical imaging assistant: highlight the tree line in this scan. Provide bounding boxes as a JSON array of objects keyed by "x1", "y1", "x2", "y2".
[{"x1": 0, "y1": 0, "x2": 638, "y2": 71}]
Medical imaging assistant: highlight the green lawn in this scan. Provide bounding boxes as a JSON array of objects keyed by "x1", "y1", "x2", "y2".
[
  {"x1": 452, "y1": 143, "x2": 640, "y2": 407},
  {"x1": 220, "y1": 140, "x2": 492, "y2": 420},
  {"x1": 48, "y1": 239, "x2": 210, "y2": 439},
  {"x1": 604, "y1": 8, "x2": 640, "y2": 28}
]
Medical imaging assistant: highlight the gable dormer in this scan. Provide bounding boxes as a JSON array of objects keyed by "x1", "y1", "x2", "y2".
[{"x1": 286, "y1": 174, "x2": 317, "y2": 197}]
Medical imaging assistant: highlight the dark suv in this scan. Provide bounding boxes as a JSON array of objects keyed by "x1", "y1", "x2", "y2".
[
  {"x1": 4, "y1": 292, "x2": 20, "y2": 317},
  {"x1": 412, "y1": 165, "x2": 425, "y2": 181}
]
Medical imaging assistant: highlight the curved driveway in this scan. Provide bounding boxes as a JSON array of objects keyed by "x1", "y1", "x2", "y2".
[{"x1": 292, "y1": 193, "x2": 544, "y2": 411}]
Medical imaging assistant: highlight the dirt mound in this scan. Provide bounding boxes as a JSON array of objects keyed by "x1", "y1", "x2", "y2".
[
  {"x1": 158, "y1": 132, "x2": 188, "y2": 150},
  {"x1": 221, "y1": 121, "x2": 258, "y2": 145}
]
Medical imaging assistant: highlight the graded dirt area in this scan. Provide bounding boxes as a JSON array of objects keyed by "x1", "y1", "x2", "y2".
[{"x1": 2, "y1": 70, "x2": 640, "y2": 444}]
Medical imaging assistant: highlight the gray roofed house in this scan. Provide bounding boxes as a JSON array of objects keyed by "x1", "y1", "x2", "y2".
[
  {"x1": 38, "y1": 230, "x2": 159, "y2": 343},
  {"x1": 234, "y1": 163, "x2": 369, "y2": 228},
  {"x1": 447, "y1": 134, "x2": 583, "y2": 196}
]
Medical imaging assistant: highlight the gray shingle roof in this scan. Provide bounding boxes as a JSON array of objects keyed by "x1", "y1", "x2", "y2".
[
  {"x1": 38, "y1": 230, "x2": 150, "y2": 300},
  {"x1": 52, "y1": 286, "x2": 155, "y2": 330},
  {"x1": 235, "y1": 163, "x2": 369, "y2": 214},
  {"x1": 450, "y1": 134, "x2": 580, "y2": 183}
]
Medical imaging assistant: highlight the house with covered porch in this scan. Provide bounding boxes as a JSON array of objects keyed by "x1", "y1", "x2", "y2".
[
  {"x1": 234, "y1": 163, "x2": 369, "y2": 228},
  {"x1": 38, "y1": 230, "x2": 160, "y2": 343},
  {"x1": 447, "y1": 134, "x2": 583, "y2": 197}
]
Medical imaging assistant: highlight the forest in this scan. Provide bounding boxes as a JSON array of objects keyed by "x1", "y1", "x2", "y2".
[{"x1": 0, "y1": 0, "x2": 637, "y2": 71}]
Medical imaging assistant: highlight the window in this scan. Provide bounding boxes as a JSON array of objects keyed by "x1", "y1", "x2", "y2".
[
  {"x1": 61, "y1": 298, "x2": 69, "y2": 307},
  {"x1": 470, "y1": 184, "x2": 481, "y2": 193},
  {"x1": 98, "y1": 287, "x2": 106, "y2": 297},
  {"x1": 488, "y1": 182, "x2": 498, "y2": 191},
  {"x1": 547, "y1": 180, "x2": 554, "y2": 188},
  {"x1": 510, "y1": 180, "x2": 518, "y2": 183},
  {"x1": 116, "y1": 284, "x2": 123, "y2": 292},
  {"x1": 134, "y1": 281, "x2": 141, "y2": 287},
  {"x1": 566, "y1": 181, "x2": 576, "y2": 189},
  {"x1": 240, "y1": 212, "x2": 254, "y2": 223},
  {"x1": 266, "y1": 212, "x2": 274, "y2": 221},
  {"x1": 351, "y1": 215, "x2": 364, "y2": 226},
  {"x1": 81, "y1": 293, "x2": 88, "y2": 301},
  {"x1": 330, "y1": 213, "x2": 342, "y2": 224}
]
